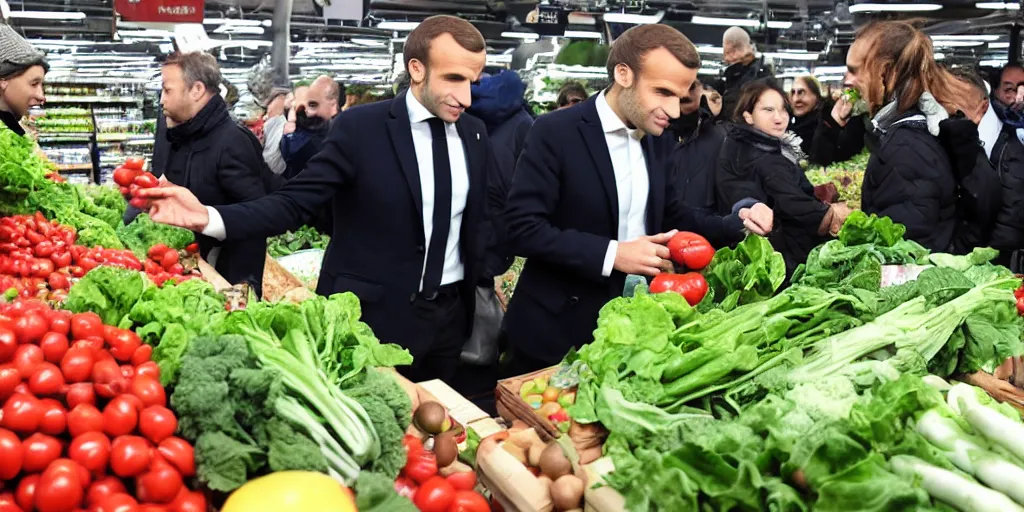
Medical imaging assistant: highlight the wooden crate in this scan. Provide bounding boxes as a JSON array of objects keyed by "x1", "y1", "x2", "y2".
[{"x1": 496, "y1": 367, "x2": 561, "y2": 441}]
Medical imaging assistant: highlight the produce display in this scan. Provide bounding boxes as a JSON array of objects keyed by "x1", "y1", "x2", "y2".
[
  {"x1": 519, "y1": 375, "x2": 577, "y2": 433},
  {"x1": 0, "y1": 298, "x2": 206, "y2": 511},
  {"x1": 549, "y1": 213, "x2": 1024, "y2": 511},
  {"x1": 805, "y1": 150, "x2": 868, "y2": 209},
  {"x1": 267, "y1": 226, "x2": 330, "y2": 258},
  {"x1": 111, "y1": 158, "x2": 159, "y2": 211}
]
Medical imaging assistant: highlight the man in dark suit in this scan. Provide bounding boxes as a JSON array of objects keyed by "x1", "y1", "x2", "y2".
[
  {"x1": 139, "y1": 16, "x2": 502, "y2": 383},
  {"x1": 502, "y1": 24, "x2": 774, "y2": 374}
]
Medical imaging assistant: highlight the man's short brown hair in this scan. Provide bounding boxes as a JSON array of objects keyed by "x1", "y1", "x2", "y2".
[
  {"x1": 606, "y1": 24, "x2": 700, "y2": 80},
  {"x1": 403, "y1": 15, "x2": 486, "y2": 70},
  {"x1": 163, "y1": 51, "x2": 222, "y2": 94}
]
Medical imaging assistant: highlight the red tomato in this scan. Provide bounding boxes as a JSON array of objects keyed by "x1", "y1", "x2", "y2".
[
  {"x1": 2, "y1": 392, "x2": 42, "y2": 432},
  {"x1": 65, "y1": 383, "x2": 95, "y2": 409},
  {"x1": 129, "y1": 377, "x2": 165, "y2": 408},
  {"x1": 134, "y1": 362, "x2": 159, "y2": 381},
  {"x1": 67, "y1": 404, "x2": 104, "y2": 438},
  {"x1": 0, "y1": 364, "x2": 20, "y2": 399},
  {"x1": 123, "y1": 158, "x2": 145, "y2": 171},
  {"x1": 159, "y1": 251, "x2": 178, "y2": 270},
  {"x1": 42, "y1": 458, "x2": 90, "y2": 489},
  {"x1": 394, "y1": 475, "x2": 417, "y2": 500},
  {"x1": 133, "y1": 173, "x2": 159, "y2": 189},
  {"x1": 0, "y1": 492, "x2": 20, "y2": 512},
  {"x1": 13, "y1": 344, "x2": 43, "y2": 377},
  {"x1": 130, "y1": 345, "x2": 152, "y2": 366},
  {"x1": 61, "y1": 348, "x2": 95, "y2": 383},
  {"x1": 32, "y1": 240, "x2": 55, "y2": 258},
  {"x1": 32, "y1": 259, "x2": 55, "y2": 279},
  {"x1": 39, "y1": 332, "x2": 69, "y2": 364},
  {"x1": 72, "y1": 338, "x2": 104, "y2": 357},
  {"x1": 166, "y1": 264, "x2": 183, "y2": 275},
  {"x1": 112, "y1": 167, "x2": 139, "y2": 187},
  {"x1": 50, "y1": 251, "x2": 72, "y2": 270},
  {"x1": 156, "y1": 437, "x2": 194, "y2": 477},
  {"x1": 167, "y1": 489, "x2": 205, "y2": 512},
  {"x1": 120, "y1": 365, "x2": 135, "y2": 380},
  {"x1": 146, "y1": 245, "x2": 169, "y2": 262},
  {"x1": 16, "y1": 474, "x2": 40, "y2": 511},
  {"x1": 109, "y1": 436, "x2": 151, "y2": 478},
  {"x1": 13, "y1": 312, "x2": 47, "y2": 345},
  {"x1": 649, "y1": 272, "x2": 709, "y2": 306},
  {"x1": 29, "y1": 362, "x2": 65, "y2": 396},
  {"x1": 69, "y1": 266, "x2": 85, "y2": 278},
  {"x1": 128, "y1": 198, "x2": 149, "y2": 210},
  {"x1": 447, "y1": 491, "x2": 490, "y2": 512},
  {"x1": 103, "y1": 395, "x2": 139, "y2": 437},
  {"x1": 402, "y1": 448, "x2": 438, "y2": 484},
  {"x1": 184, "y1": 243, "x2": 198, "y2": 255},
  {"x1": 38, "y1": 399, "x2": 67, "y2": 436},
  {"x1": 108, "y1": 330, "x2": 141, "y2": 363},
  {"x1": 446, "y1": 471, "x2": 477, "y2": 492},
  {"x1": 93, "y1": 493, "x2": 139, "y2": 512},
  {"x1": 35, "y1": 461, "x2": 86, "y2": 512},
  {"x1": 86, "y1": 476, "x2": 127, "y2": 507},
  {"x1": 91, "y1": 359, "x2": 126, "y2": 399},
  {"x1": 69, "y1": 313, "x2": 103, "y2": 341},
  {"x1": 413, "y1": 476, "x2": 455, "y2": 512},
  {"x1": 137, "y1": 406, "x2": 176, "y2": 444},
  {"x1": 135, "y1": 464, "x2": 182, "y2": 504},
  {"x1": 22, "y1": 433, "x2": 62, "y2": 472},
  {"x1": 0, "y1": 327, "x2": 16, "y2": 363},
  {"x1": 69, "y1": 431, "x2": 111, "y2": 473},
  {"x1": 0, "y1": 428, "x2": 23, "y2": 480}
]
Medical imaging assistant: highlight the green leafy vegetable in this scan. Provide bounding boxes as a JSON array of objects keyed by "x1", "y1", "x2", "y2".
[
  {"x1": 354, "y1": 472, "x2": 418, "y2": 512},
  {"x1": 117, "y1": 213, "x2": 195, "y2": 259},
  {"x1": 64, "y1": 266, "x2": 146, "y2": 325},
  {"x1": 702, "y1": 234, "x2": 786, "y2": 309}
]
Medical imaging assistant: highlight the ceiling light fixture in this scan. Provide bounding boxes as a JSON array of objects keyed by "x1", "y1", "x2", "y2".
[
  {"x1": 976, "y1": 2, "x2": 1019, "y2": 8},
  {"x1": 815, "y1": 74, "x2": 846, "y2": 82},
  {"x1": 848, "y1": 3, "x2": 942, "y2": 13},
  {"x1": 501, "y1": 31, "x2": 539, "y2": 40},
  {"x1": 767, "y1": 21, "x2": 794, "y2": 29},
  {"x1": 990, "y1": 41, "x2": 1011, "y2": 48},
  {"x1": 696, "y1": 46, "x2": 724, "y2": 54},
  {"x1": 117, "y1": 29, "x2": 174, "y2": 39},
  {"x1": 213, "y1": 25, "x2": 264, "y2": 35},
  {"x1": 7, "y1": 10, "x2": 86, "y2": 20},
  {"x1": 351, "y1": 38, "x2": 387, "y2": 47},
  {"x1": 980, "y1": 59, "x2": 1009, "y2": 66},
  {"x1": 602, "y1": 11, "x2": 664, "y2": 24},
  {"x1": 563, "y1": 30, "x2": 602, "y2": 39},
  {"x1": 931, "y1": 40, "x2": 987, "y2": 47},
  {"x1": 931, "y1": 34, "x2": 1000, "y2": 41},
  {"x1": 203, "y1": 18, "x2": 262, "y2": 26},
  {"x1": 378, "y1": 21, "x2": 420, "y2": 31},
  {"x1": 691, "y1": 16, "x2": 759, "y2": 27},
  {"x1": 765, "y1": 51, "x2": 820, "y2": 61}
]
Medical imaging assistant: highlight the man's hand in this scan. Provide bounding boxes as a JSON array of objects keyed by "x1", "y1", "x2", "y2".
[
  {"x1": 831, "y1": 97, "x2": 853, "y2": 127},
  {"x1": 739, "y1": 203, "x2": 773, "y2": 235},
  {"x1": 614, "y1": 230, "x2": 677, "y2": 277},
  {"x1": 138, "y1": 179, "x2": 210, "y2": 231}
]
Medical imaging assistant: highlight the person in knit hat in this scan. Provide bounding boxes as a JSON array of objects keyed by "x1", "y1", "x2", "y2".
[{"x1": 0, "y1": 23, "x2": 47, "y2": 135}]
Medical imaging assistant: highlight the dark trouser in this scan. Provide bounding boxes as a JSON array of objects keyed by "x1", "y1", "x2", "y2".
[{"x1": 399, "y1": 282, "x2": 468, "y2": 384}]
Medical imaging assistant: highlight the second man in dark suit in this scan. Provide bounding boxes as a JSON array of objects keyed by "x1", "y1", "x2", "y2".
[
  {"x1": 502, "y1": 24, "x2": 775, "y2": 374},
  {"x1": 140, "y1": 16, "x2": 503, "y2": 384}
]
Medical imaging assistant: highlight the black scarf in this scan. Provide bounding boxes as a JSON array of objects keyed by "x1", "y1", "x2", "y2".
[
  {"x1": 991, "y1": 98, "x2": 1024, "y2": 130},
  {"x1": 668, "y1": 96, "x2": 717, "y2": 142},
  {"x1": 166, "y1": 95, "x2": 229, "y2": 147},
  {"x1": 0, "y1": 110, "x2": 24, "y2": 136}
]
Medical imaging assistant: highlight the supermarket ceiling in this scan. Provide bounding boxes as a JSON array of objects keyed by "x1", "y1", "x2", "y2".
[{"x1": 1, "y1": 0, "x2": 1021, "y2": 84}]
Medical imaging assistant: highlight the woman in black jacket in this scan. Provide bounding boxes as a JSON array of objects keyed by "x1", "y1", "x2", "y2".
[
  {"x1": 717, "y1": 80, "x2": 850, "y2": 275},
  {"x1": 789, "y1": 75, "x2": 867, "y2": 166},
  {"x1": 845, "y1": 21, "x2": 985, "y2": 252},
  {"x1": 0, "y1": 24, "x2": 47, "y2": 136}
]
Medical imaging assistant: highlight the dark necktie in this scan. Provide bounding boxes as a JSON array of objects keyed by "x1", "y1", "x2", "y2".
[{"x1": 422, "y1": 118, "x2": 452, "y2": 297}]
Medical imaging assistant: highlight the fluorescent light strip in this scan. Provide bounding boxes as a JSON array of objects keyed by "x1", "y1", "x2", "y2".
[
  {"x1": 976, "y1": 2, "x2": 1019, "y2": 8},
  {"x1": 990, "y1": 42, "x2": 1011, "y2": 48},
  {"x1": 765, "y1": 51, "x2": 820, "y2": 61},
  {"x1": 213, "y1": 25, "x2": 264, "y2": 35},
  {"x1": 932, "y1": 40, "x2": 986, "y2": 47},
  {"x1": 602, "y1": 11, "x2": 664, "y2": 24},
  {"x1": 563, "y1": 30, "x2": 602, "y2": 39},
  {"x1": 502, "y1": 31, "x2": 539, "y2": 40},
  {"x1": 981, "y1": 59, "x2": 1009, "y2": 66},
  {"x1": 351, "y1": 38, "x2": 387, "y2": 47},
  {"x1": 7, "y1": 10, "x2": 85, "y2": 20},
  {"x1": 848, "y1": 3, "x2": 942, "y2": 13},
  {"x1": 815, "y1": 74, "x2": 845, "y2": 82},
  {"x1": 378, "y1": 21, "x2": 420, "y2": 31},
  {"x1": 696, "y1": 46, "x2": 724, "y2": 54},
  {"x1": 691, "y1": 16, "x2": 758, "y2": 27},
  {"x1": 203, "y1": 18, "x2": 263, "y2": 26},
  {"x1": 767, "y1": 21, "x2": 794, "y2": 29},
  {"x1": 931, "y1": 34, "x2": 1000, "y2": 41}
]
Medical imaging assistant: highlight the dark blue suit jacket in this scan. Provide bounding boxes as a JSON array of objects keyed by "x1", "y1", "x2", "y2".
[
  {"x1": 215, "y1": 91, "x2": 503, "y2": 357},
  {"x1": 502, "y1": 95, "x2": 746, "y2": 364}
]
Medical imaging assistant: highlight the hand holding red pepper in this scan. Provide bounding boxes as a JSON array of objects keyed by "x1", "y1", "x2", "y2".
[{"x1": 667, "y1": 232, "x2": 714, "y2": 270}]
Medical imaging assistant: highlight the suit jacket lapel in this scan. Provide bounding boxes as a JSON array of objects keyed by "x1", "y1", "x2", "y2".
[
  {"x1": 641, "y1": 135, "x2": 665, "y2": 234},
  {"x1": 455, "y1": 120, "x2": 483, "y2": 201},
  {"x1": 386, "y1": 91, "x2": 424, "y2": 225},
  {"x1": 578, "y1": 97, "x2": 619, "y2": 234}
]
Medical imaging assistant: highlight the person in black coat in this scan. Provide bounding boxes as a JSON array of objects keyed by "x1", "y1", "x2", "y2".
[
  {"x1": 717, "y1": 80, "x2": 850, "y2": 275},
  {"x1": 140, "y1": 17, "x2": 505, "y2": 385},
  {"x1": 788, "y1": 75, "x2": 866, "y2": 166},
  {"x1": 846, "y1": 21, "x2": 987, "y2": 252},
  {"x1": 668, "y1": 80, "x2": 726, "y2": 211},
  {"x1": 717, "y1": 27, "x2": 773, "y2": 122},
  {"x1": 153, "y1": 52, "x2": 272, "y2": 295},
  {"x1": 502, "y1": 25, "x2": 774, "y2": 374}
]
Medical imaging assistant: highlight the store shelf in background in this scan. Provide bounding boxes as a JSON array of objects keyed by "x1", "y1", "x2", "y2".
[
  {"x1": 96, "y1": 133, "x2": 154, "y2": 142},
  {"x1": 55, "y1": 164, "x2": 93, "y2": 172},
  {"x1": 38, "y1": 135, "x2": 91, "y2": 143},
  {"x1": 46, "y1": 96, "x2": 141, "y2": 104}
]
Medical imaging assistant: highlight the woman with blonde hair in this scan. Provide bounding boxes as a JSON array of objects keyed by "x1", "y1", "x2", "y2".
[{"x1": 846, "y1": 20, "x2": 993, "y2": 252}]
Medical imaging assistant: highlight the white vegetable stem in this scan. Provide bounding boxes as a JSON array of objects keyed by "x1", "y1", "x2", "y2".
[
  {"x1": 961, "y1": 401, "x2": 1024, "y2": 462},
  {"x1": 889, "y1": 455, "x2": 1024, "y2": 512},
  {"x1": 916, "y1": 409, "x2": 1024, "y2": 505}
]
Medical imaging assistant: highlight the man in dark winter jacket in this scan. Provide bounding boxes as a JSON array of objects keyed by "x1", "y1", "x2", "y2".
[
  {"x1": 154, "y1": 51, "x2": 272, "y2": 294},
  {"x1": 717, "y1": 27, "x2": 773, "y2": 120},
  {"x1": 468, "y1": 70, "x2": 534, "y2": 165},
  {"x1": 280, "y1": 75, "x2": 341, "y2": 180},
  {"x1": 668, "y1": 80, "x2": 726, "y2": 211},
  {"x1": 985, "y1": 65, "x2": 1024, "y2": 269}
]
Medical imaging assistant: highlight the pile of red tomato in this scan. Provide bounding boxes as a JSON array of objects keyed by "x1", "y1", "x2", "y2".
[
  {"x1": 649, "y1": 231, "x2": 715, "y2": 306},
  {"x1": 1014, "y1": 282, "x2": 1024, "y2": 316},
  {"x1": 0, "y1": 214, "x2": 198, "y2": 300},
  {"x1": 111, "y1": 160, "x2": 158, "y2": 211},
  {"x1": 395, "y1": 435, "x2": 490, "y2": 512},
  {"x1": 0, "y1": 299, "x2": 205, "y2": 512}
]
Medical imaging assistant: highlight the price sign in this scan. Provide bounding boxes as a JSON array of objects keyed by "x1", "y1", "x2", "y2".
[{"x1": 114, "y1": 0, "x2": 203, "y2": 24}]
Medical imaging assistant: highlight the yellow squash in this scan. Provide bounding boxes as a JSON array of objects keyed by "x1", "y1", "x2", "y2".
[{"x1": 221, "y1": 471, "x2": 357, "y2": 512}]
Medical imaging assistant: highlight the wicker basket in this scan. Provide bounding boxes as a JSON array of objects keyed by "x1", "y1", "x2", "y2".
[{"x1": 495, "y1": 367, "x2": 562, "y2": 441}]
